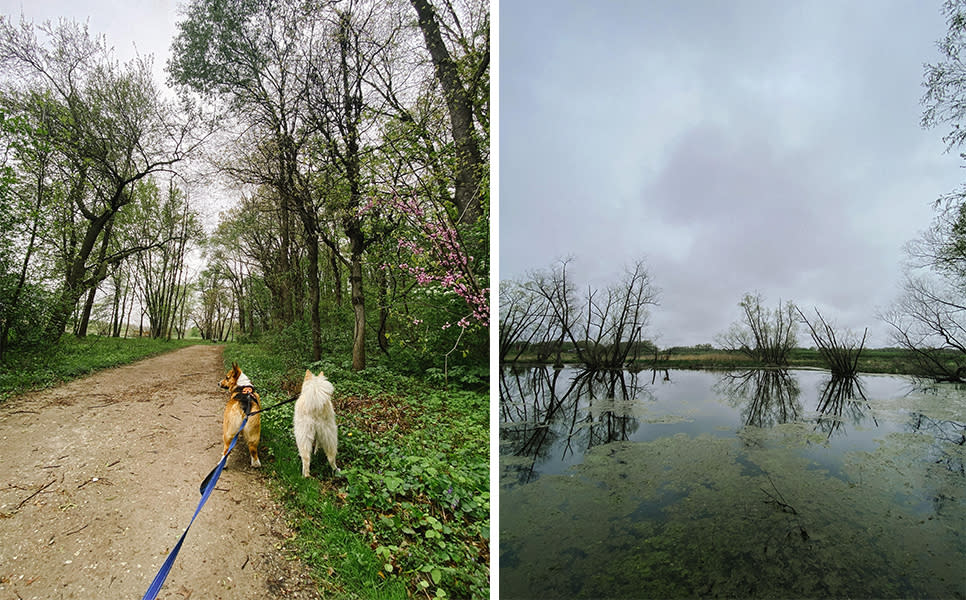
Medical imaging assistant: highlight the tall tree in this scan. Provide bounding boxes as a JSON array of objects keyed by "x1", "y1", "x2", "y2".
[
  {"x1": 171, "y1": 0, "x2": 306, "y2": 336},
  {"x1": 883, "y1": 0, "x2": 966, "y2": 379},
  {"x1": 409, "y1": 0, "x2": 487, "y2": 225},
  {"x1": 304, "y1": 5, "x2": 385, "y2": 371},
  {"x1": 0, "y1": 18, "x2": 202, "y2": 341}
]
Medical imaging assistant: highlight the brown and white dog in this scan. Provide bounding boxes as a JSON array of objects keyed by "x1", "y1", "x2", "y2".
[
  {"x1": 219, "y1": 362, "x2": 261, "y2": 467},
  {"x1": 294, "y1": 369, "x2": 338, "y2": 477}
]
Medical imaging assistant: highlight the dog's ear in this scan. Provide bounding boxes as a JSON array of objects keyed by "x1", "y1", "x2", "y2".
[
  {"x1": 304, "y1": 369, "x2": 314, "y2": 381},
  {"x1": 231, "y1": 362, "x2": 240, "y2": 376}
]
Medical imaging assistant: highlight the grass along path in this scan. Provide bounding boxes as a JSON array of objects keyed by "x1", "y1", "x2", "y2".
[{"x1": 223, "y1": 342, "x2": 490, "y2": 599}]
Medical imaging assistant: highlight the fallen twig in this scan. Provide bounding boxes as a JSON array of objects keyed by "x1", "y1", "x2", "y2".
[
  {"x1": 16, "y1": 478, "x2": 56, "y2": 510},
  {"x1": 64, "y1": 522, "x2": 89, "y2": 536}
]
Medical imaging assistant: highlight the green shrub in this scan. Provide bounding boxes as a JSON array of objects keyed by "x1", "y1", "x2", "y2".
[{"x1": 221, "y1": 343, "x2": 490, "y2": 599}]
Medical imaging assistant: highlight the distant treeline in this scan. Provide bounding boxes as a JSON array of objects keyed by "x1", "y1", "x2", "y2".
[{"x1": 503, "y1": 344, "x2": 931, "y2": 376}]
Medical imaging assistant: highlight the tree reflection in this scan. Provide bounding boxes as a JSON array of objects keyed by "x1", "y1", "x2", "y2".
[
  {"x1": 575, "y1": 369, "x2": 651, "y2": 449},
  {"x1": 908, "y1": 412, "x2": 966, "y2": 476},
  {"x1": 500, "y1": 367, "x2": 652, "y2": 485},
  {"x1": 813, "y1": 375, "x2": 877, "y2": 439},
  {"x1": 499, "y1": 366, "x2": 570, "y2": 485},
  {"x1": 715, "y1": 370, "x2": 801, "y2": 428}
]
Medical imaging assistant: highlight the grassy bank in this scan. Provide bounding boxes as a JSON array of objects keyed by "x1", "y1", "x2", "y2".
[
  {"x1": 0, "y1": 335, "x2": 202, "y2": 402},
  {"x1": 506, "y1": 347, "x2": 923, "y2": 375},
  {"x1": 222, "y1": 342, "x2": 489, "y2": 599}
]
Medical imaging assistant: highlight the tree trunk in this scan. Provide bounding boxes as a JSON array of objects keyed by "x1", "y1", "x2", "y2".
[
  {"x1": 278, "y1": 198, "x2": 294, "y2": 326},
  {"x1": 77, "y1": 285, "x2": 97, "y2": 337},
  {"x1": 306, "y1": 227, "x2": 322, "y2": 362},
  {"x1": 410, "y1": 0, "x2": 484, "y2": 225},
  {"x1": 377, "y1": 265, "x2": 390, "y2": 355},
  {"x1": 349, "y1": 229, "x2": 366, "y2": 371},
  {"x1": 47, "y1": 210, "x2": 114, "y2": 341},
  {"x1": 78, "y1": 215, "x2": 114, "y2": 337},
  {"x1": 330, "y1": 244, "x2": 343, "y2": 307}
]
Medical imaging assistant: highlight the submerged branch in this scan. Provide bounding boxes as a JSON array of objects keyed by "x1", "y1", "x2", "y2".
[{"x1": 761, "y1": 473, "x2": 797, "y2": 515}]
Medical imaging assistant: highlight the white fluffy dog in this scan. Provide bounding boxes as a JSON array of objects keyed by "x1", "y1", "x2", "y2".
[{"x1": 293, "y1": 369, "x2": 339, "y2": 478}]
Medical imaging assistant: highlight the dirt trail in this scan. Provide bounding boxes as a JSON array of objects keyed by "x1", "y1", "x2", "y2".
[{"x1": 0, "y1": 345, "x2": 318, "y2": 599}]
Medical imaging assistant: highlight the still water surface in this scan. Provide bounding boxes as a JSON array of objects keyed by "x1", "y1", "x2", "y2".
[{"x1": 499, "y1": 367, "x2": 966, "y2": 599}]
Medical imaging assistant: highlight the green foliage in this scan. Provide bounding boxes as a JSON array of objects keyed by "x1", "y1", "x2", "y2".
[
  {"x1": 0, "y1": 336, "x2": 202, "y2": 402},
  {"x1": 262, "y1": 319, "x2": 317, "y2": 366},
  {"x1": 0, "y1": 17, "x2": 204, "y2": 345},
  {"x1": 221, "y1": 343, "x2": 489, "y2": 599},
  {"x1": 0, "y1": 264, "x2": 51, "y2": 350},
  {"x1": 381, "y1": 289, "x2": 488, "y2": 377},
  {"x1": 169, "y1": 0, "x2": 269, "y2": 97}
]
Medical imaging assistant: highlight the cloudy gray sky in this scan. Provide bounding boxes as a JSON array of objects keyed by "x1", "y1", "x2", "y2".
[{"x1": 499, "y1": 0, "x2": 963, "y2": 348}]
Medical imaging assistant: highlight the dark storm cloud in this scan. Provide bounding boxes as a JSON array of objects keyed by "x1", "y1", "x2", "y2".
[{"x1": 500, "y1": 0, "x2": 963, "y2": 347}]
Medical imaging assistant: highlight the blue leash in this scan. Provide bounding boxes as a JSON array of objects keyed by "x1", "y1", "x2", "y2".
[{"x1": 141, "y1": 415, "x2": 248, "y2": 600}]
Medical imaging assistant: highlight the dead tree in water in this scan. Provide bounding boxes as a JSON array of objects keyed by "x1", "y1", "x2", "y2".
[
  {"x1": 499, "y1": 280, "x2": 552, "y2": 362},
  {"x1": 717, "y1": 293, "x2": 797, "y2": 366},
  {"x1": 576, "y1": 260, "x2": 659, "y2": 369},
  {"x1": 797, "y1": 307, "x2": 867, "y2": 376},
  {"x1": 517, "y1": 257, "x2": 659, "y2": 369},
  {"x1": 526, "y1": 257, "x2": 580, "y2": 366}
]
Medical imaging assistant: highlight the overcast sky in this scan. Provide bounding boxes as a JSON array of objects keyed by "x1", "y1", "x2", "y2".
[{"x1": 500, "y1": 0, "x2": 964, "y2": 348}]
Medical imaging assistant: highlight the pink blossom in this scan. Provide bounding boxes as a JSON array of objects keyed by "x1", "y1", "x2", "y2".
[{"x1": 378, "y1": 191, "x2": 489, "y2": 329}]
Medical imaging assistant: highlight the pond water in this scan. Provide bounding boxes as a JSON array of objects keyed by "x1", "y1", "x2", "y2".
[{"x1": 499, "y1": 367, "x2": 966, "y2": 599}]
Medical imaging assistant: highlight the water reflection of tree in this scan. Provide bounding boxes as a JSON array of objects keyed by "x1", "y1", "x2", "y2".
[
  {"x1": 813, "y1": 375, "x2": 877, "y2": 439},
  {"x1": 908, "y1": 412, "x2": 966, "y2": 476},
  {"x1": 572, "y1": 369, "x2": 652, "y2": 451},
  {"x1": 500, "y1": 367, "x2": 652, "y2": 485},
  {"x1": 715, "y1": 370, "x2": 802, "y2": 428},
  {"x1": 499, "y1": 366, "x2": 567, "y2": 485}
]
